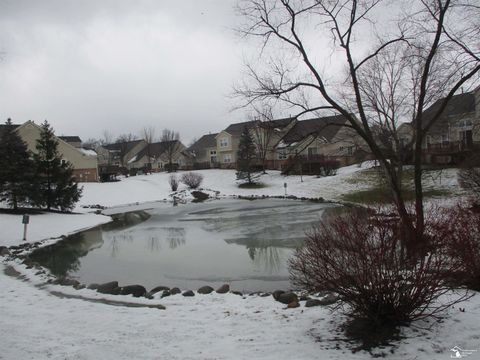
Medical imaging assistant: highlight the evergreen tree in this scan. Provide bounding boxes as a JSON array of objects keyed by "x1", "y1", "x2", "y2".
[
  {"x1": 236, "y1": 126, "x2": 260, "y2": 184},
  {"x1": 0, "y1": 118, "x2": 34, "y2": 209},
  {"x1": 32, "y1": 121, "x2": 82, "y2": 211}
]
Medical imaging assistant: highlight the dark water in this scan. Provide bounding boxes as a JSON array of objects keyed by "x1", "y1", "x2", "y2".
[{"x1": 31, "y1": 199, "x2": 338, "y2": 292}]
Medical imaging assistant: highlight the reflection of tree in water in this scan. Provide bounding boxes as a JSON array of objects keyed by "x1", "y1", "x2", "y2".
[
  {"x1": 29, "y1": 230, "x2": 103, "y2": 277},
  {"x1": 147, "y1": 236, "x2": 161, "y2": 252},
  {"x1": 108, "y1": 232, "x2": 134, "y2": 258},
  {"x1": 167, "y1": 227, "x2": 186, "y2": 249},
  {"x1": 245, "y1": 238, "x2": 283, "y2": 274}
]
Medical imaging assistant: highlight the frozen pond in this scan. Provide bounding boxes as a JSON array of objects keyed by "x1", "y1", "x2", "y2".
[{"x1": 32, "y1": 199, "x2": 339, "y2": 292}]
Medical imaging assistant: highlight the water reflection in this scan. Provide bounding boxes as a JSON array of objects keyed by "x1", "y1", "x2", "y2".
[{"x1": 30, "y1": 199, "x2": 338, "y2": 291}]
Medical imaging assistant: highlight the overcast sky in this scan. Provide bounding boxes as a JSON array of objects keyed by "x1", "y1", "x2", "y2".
[{"x1": 0, "y1": 0, "x2": 255, "y2": 144}]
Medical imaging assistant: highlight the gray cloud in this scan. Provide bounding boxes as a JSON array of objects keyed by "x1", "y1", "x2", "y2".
[{"x1": 0, "y1": 0, "x2": 249, "y2": 144}]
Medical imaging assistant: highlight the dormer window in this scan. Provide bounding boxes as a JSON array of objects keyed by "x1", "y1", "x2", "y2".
[{"x1": 220, "y1": 138, "x2": 228, "y2": 148}]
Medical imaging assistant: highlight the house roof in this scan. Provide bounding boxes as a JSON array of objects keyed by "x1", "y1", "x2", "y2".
[
  {"x1": 188, "y1": 133, "x2": 218, "y2": 153},
  {"x1": 422, "y1": 92, "x2": 476, "y2": 123},
  {"x1": 222, "y1": 121, "x2": 256, "y2": 136},
  {"x1": 282, "y1": 115, "x2": 348, "y2": 145},
  {"x1": 104, "y1": 139, "x2": 144, "y2": 152},
  {"x1": 59, "y1": 136, "x2": 82, "y2": 143},
  {"x1": 0, "y1": 123, "x2": 20, "y2": 139},
  {"x1": 135, "y1": 140, "x2": 183, "y2": 159}
]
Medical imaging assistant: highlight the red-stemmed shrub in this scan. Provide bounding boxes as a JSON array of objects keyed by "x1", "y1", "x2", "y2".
[
  {"x1": 437, "y1": 205, "x2": 480, "y2": 290},
  {"x1": 180, "y1": 172, "x2": 203, "y2": 189},
  {"x1": 289, "y1": 208, "x2": 470, "y2": 329}
]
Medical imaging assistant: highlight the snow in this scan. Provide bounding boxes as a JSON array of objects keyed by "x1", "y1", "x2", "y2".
[
  {"x1": 1, "y1": 162, "x2": 476, "y2": 360},
  {"x1": 79, "y1": 148, "x2": 97, "y2": 156}
]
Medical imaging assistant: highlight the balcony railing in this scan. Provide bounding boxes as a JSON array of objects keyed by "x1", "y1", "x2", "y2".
[{"x1": 424, "y1": 141, "x2": 480, "y2": 154}]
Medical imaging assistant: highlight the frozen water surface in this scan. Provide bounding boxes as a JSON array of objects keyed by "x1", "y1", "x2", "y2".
[{"x1": 32, "y1": 199, "x2": 338, "y2": 292}]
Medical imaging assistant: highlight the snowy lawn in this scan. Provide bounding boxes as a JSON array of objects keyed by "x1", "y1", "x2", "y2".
[{"x1": 1, "y1": 163, "x2": 477, "y2": 360}]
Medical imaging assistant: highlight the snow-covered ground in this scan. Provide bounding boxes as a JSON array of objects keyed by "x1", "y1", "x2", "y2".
[{"x1": 1, "y1": 164, "x2": 476, "y2": 360}]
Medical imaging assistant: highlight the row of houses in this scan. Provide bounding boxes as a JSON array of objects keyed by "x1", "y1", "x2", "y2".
[{"x1": 2, "y1": 87, "x2": 479, "y2": 182}]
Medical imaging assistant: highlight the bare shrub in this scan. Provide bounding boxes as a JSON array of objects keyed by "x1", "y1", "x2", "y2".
[
  {"x1": 289, "y1": 208, "x2": 470, "y2": 329},
  {"x1": 458, "y1": 154, "x2": 480, "y2": 203},
  {"x1": 439, "y1": 205, "x2": 480, "y2": 290},
  {"x1": 169, "y1": 174, "x2": 179, "y2": 192},
  {"x1": 180, "y1": 172, "x2": 203, "y2": 189}
]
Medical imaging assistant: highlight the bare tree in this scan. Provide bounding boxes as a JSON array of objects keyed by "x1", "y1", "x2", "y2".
[
  {"x1": 160, "y1": 129, "x2": 181, "y2": 172},
  {"x1": 115, "y1": 133, "x2": 138, "y2": 167},
  {"x1": 250, "y1": 105, "x2": 276, "y2": 173},
  {"x1": 235, "y1": 0, "x2": 480, "y2": 251},
  {"x1": 141, "y1": 126, "x2": 156, "y2": 169}
]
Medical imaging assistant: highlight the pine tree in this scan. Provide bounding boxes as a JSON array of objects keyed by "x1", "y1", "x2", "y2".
[
  {"x1": 236, "y1": 126, "x2": 260, "y2": 184},
  {"x1": 0, "y1": 119, "x2": 34, "y2": 209},
  {"x1": 32, "y1": 121, "x2": 82, "y2": 211}
]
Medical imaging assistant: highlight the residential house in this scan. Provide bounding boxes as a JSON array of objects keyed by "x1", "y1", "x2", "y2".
[
  {"x1": 276, "y1": 115, "x2": 365, "y2": 173},
  {"x1": 97, "y1": 139, "x2": 146, "y2": 167},
  {"x1": 8, "y1": 121, "x2": 99, "y2": 182},
  {"x1": 215, "y1": 117, "x2": 297, "y2": 169},
  {"x1": 398, "y1": 88, "x2": 480, "y2": 164},
  {"x1": 215, "y1": 121, "x2": 255, "y2": 168},
  {"x1": 188, "y1": 133, "x2": 218, "y2": 169},
  {"x1": 127, "y1": 140, "x2": 190, "y2": 171}
]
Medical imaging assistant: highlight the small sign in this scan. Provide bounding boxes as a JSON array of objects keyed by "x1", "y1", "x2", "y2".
[
  {"x1": 22, "y1": 215, "x2": 30, "y2": 224},
  {"x1": 284, "y1": 182, "x2": 287, "y2": 188}
]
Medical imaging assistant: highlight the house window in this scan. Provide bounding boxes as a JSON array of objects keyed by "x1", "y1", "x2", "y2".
[
  {"x1": 223, "y1": 154, "x2": 232, "y2": 163},
  {"x1": 307, "y1": 147, "x2": 317, "y2": 157},
  {"x1": 278, "y1": 150, "x2": 287, "y2": 160},
  {"x1": 441, "y1": 134, "x2": 449, "y2": 147},
  {"x1": 219, "y1": 138, "x2": 228, "y2": 148},
  {"x1": 460, "y1": 130, "x2": 473, "y2": 147},
  {"x1": 210, "y1": 150, "x2": 217, "y2": 163},
  {"x1": 425, "y1": 135, "x2": 432, "y2": 149},
  {"x1": 347, "y1": 146, "x2": 354, "y2": 156},
  {"x1": 61, "y1": 159, "x2": 67, "y2": 166}
]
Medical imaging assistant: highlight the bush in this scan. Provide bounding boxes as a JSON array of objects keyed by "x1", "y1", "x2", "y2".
[
  {"x1": 169, "y1": 174, "x2": 179, "y2": 191},
  {"x1": 180, "y1": 172, "x2": 203, "y2": 189},
  {"x1": 289, "y1": 208, "x2": 469, "y2": 346},
  {"x1": 439, "y1": 205, "x2": 480, "y2": 290}
]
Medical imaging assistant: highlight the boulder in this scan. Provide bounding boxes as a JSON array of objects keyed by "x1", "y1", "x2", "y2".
[
  {"x1": 318, "y1": 293, "x2": 339, "y2": 306},
  {"x1": 87, "y1": 283, "x2": 99, "y2": 290},
  {"x1": 147, "y1": 286, "x2": 170, "y2": 298},
  {"x1": 305, "y1": 299, "x2": 323, "y2": 308},
  {"x1": 198, "y1": 285, "x2": 214, "y2": 294},
  {"x1": 231, "y1": 291, "x2": 243, "y2": 296},
  {"x1": 182, "y1": 290, "x2": 195, "y2": 297},
  {"x1": 277, "y1": 292, "x2": 298, "y2": 305},
  {"x1": 120, "y1": 285, "x2": 147, "y2": 298},
  {"x1": 170, "y1": 287, "x2": 181, "y2": 295},
  {"x1": 216, "y1": 284, "x2": 230, "y2": 294},
  {"x1": 54, "y1": 277, "x2": 81, "y2": 287},
  {"x1": 287, "y1": 301, "x2": 300, "y2": 308},
  {"x1": 161, "y1": 290, "x2": 171, "y2": 298},
  {"x1": 260, "y1": 293, "x2": 270, "y2": 297},
  {"x1": 191, "y1": 191, "x2": 209, "y2": 201},
  {"x1": 0, "y1": 246, "x2": 10, "y2": 256},
  {"x1": 96, "y1": 281, "x2": 121, "y2": 295},
  {"x1": 272, "y1": 290, "x2": 285, "y2": 301}
]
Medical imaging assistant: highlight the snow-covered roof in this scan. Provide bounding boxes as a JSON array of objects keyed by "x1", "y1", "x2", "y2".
[{"x1": 79, "y1": 148, "x2": 97, "y2": 156}]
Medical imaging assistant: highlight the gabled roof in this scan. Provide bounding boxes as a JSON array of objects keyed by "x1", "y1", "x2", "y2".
[
  {"x1": 188, "y1": 133, "x2": 218, "y2": 153},
  {"x1": 59, "y1": 136, "x2": 82, "y2": 143},
  {"x1": 135, "y1": 140, "x2": 183, "y2": 159},
  {"x1": 221, "y1": 121, "x2": 256, "y2": 136},
  {"x1": 282, "y1": 115, "x2": 348, "y2": 145},
  {"x1": 104, "y1": 139, "x2": 144, "y2": 152},
  {"x1": 261, "y1": 117, "x2": 296, "y2": 129},
  {"x1": 422, "y1": 92, "x2": 476, "y2": 123}
]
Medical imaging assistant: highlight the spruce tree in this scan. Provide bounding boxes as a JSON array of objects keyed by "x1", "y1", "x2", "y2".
[
  {"x1": 32, "y1": 121, "x2": 82, "y2": 211},
  {"x1": 236, "y1": 126, "x2": 259, "y2": 184},
  {"x1": 0, "y1": 118, "x2": 34, "y2": 209}
]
